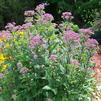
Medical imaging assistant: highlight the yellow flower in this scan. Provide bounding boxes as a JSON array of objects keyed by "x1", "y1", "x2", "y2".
[
  {"x1": 0, "y1": 39, "x2": 2, "y2": 42},
  {"x1": 0, "y1": 54, "x2": 7, "y2": 72},
  {"x1": 5, "y1": 43, "x2": 10, "y2": 48},
  {"x1": 2, "y1": 64, "x2": 8, "y2": 71},
  {"x1": 0, "y1": 64, "x2": 8, "y2": 72},
  {"x1": 17, "y1": 31, "x2": 25, "y2": 37},
  {"x1": 0, "y1": 37, "x2": 4, "y2": 42},
  {"x1": 19, "y1": 31, "x2": 24, "y2": 36},
  {"x1": 0, "y1": 54, "x2": 5, "y2": 64}
]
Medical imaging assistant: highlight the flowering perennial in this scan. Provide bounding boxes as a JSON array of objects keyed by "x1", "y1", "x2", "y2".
[
  {"x1": 85, "y1": 38, "x2": 98, "y2": 49},
  {"x1": 0, "y1": 3, "x2": 99, "y2": 101},
  {"x1": 24, "y1": 10, "x2": 35, "y2": 17},
  {"x1": 63, "y1": 30, "x2": 80, "y2": 42},
  {"x1": 30, "y1": 35, "x2": 43, "y2": 48},
  {"x1": 62, "y1": 11, "x2": 73, "y2": 20}
]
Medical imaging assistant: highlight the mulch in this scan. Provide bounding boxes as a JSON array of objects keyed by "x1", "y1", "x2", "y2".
[
  {"x1": 92, "y1": 53, "x2": 101, "y2": 84},
  {"x1": 91, "y1": 49, "x2": 101, "y2": 101}
]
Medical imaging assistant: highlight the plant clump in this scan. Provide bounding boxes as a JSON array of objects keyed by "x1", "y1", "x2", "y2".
[{"x1": 0, "y1": 3, "x2": 98, "y2": 101}]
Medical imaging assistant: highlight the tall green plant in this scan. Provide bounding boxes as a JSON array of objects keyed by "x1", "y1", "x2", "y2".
[{"x1": 0, "y1": 4, "x2": 98, "y2": 101}]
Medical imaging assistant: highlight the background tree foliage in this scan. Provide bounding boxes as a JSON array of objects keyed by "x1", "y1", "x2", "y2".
[
  {"x1": 0, "y1": 0, "x2": 101, "y2": 29},
  {"x1": 0, "y1": 0, "x2": 35, "y2": 29},
  {"x1": 43, "y1": 0, "x2": 101, "y2": 27}
]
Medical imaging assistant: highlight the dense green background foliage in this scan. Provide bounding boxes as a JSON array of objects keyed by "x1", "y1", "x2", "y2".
[
  {"x1": 0, "y1": 0, "x2": 35, "y2": 29},
  {"x1": 43, "y1": 0, "x2": 101, "y2": 27},
  {"x1": 0, "y1": 0, "x2": 101, "y2": 29}
]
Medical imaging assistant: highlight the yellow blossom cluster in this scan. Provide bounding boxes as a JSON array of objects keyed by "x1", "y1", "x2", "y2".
[
  {"x1": 0, "y1": 54, "x2": 8, "y2": 72},
  {"x1": 0, "y1": 31, "x2": 25, "y2": 72}
]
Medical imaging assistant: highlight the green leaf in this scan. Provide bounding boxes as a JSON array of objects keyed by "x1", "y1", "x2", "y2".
[
  {"x1": 42, "y1": 85, "x2": 57, "y2": 95},
  {"x1": 42, "y1": 85, "x2": 52, "y2": 90}
]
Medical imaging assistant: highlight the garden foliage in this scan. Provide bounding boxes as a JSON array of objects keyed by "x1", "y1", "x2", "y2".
[
  {"x1": 0, "y1": 0, "x2": 101, "y2": 29},
  {"x1": 0, "y1": 0, "x2": 35, "y2": 29},
  {"x1": 0, "y1": 3, "x2": 99, "y2": 101},
  {"x1": 43, "y1": 0, "x2": 101, "y2": 27}
]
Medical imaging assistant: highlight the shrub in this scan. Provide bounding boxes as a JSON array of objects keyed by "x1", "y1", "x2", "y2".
[{"x1": 0, "y1": 3, "x2": 98, "y2": 101}]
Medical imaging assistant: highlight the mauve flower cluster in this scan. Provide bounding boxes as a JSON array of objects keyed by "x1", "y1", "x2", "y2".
[
  {"x1": 79, "y1": 28, "x2": 94, "y2": 38},
  {"x1": 5, "y1": 22, "x2": 16, "y2": 31},
  {"x1": 62, "y1": 12, "x2": 73, "y2": 20},
  {"x1": 22, "y1": 22, "x2": 32, "y2": 29},
  {"x1": 24, "y1": 10, "x2": 35, "y2": 17},
  {"x1": 63, "y1": 30, "x2": 80, "y2": 42},
  {"x1": 0, "y1": 73, "x2": 4, "y2": 79},
  {"x1": 20, "y1": 67, "x2": 29, "y2": 74},
  {"x1": 35, "y1": 3, "x2": 47, "y2": 12},
  {"x1": 0, "y1": 30, "x2": 12, "y2": 40},
  {"x1": 70, "y1": 59, "x2": 80, "y2": 66},
  {"x1": 41, "y1": 13, "x2": 54, "y2": 23},
  {"x1": 14, "y1": 22, "x2": 32, "y2": 31},
  {"x1": 85, "y1": 38, "x2": 98, "y2": 49},
  {"x1": 5, "y1": 22, "x2": 19, "y2": 32},
  {"x1": 30, "y1": 35, "x2": 43, "y2": 48},
  {"x1": 49, "y1": 54, "x2": 57, "y2": 61},
  {"x1": 5, "y1": 22, "x2": 32, "y2": 32}
]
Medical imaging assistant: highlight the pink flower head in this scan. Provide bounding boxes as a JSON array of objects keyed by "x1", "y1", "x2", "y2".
[
  {"x1": 0, "y1": 32, "x2": 3, "y2": 38},
  {"x1": 63, "y1": 30, "x2": 80, "y2": 42},
  {"x1": 0, "y1": 30, "x2": 12, "y2": 40},
  {"x1": 24, "y1": 10, "x2": 35, "y2": 16},
  {"x1": 41, "y1": 13, "x2": 54, "y2": 23},
  {"x1": 5, "y1": 22, "x2": 16, "y2": 31},
  {"x1": 35, "y1": 3, "x2": 47, "y2": 11},
  {"x1": 62, "y1": 12, "x2": 73, "y2": 20},
  {"x1": 70, "y1": 59, "x2": 80, "y2": 66},
  {"x1": 0, "y1": 73, "x2": 4, "y2": 79},
  {"x1": 22, "y1": 22, "x2": 32, "y2": 29},
  {"x1": 30, "y1": 35, "x2": 43, "y2": 48},
  {"x1": 79, "y1": 28, "x2": 94, "y2": 38},
  {"x1": 49, "y1": 54, "x2": 57, "y2": 61},
  {"x1": 85, "y1": 38, "x2": 98, "y2": 49},
  {"x1": 12, "y1": 25, "x2": 22, "y2": 31},
  {"x1": 20, "y1": 67, "x2": 29, "y2": 74}
]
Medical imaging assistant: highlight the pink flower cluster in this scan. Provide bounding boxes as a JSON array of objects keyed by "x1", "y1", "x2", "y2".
[
  {"x1": 85, "y1": 38, "x2": 98, "y2": 49},
  {"x1": 62, "y1": 12, "x2": 73, "y2": 20},
  {"x1": 20, "y1": 67, "x2": 29, "y2": 74},
  {"x1": 35, "y1": 3, "x2": 47, "y2": 12},
  {"x1": 24, "y1": 10, "x2": 35, "y2": 17},
  {"x1": 41, "y1": 13, "x2": 54, "y2": 23},
  {"x1": 30, "y1": 35, "x2": 43, "y2": 48},
  {"x1": 63, "y1": 30, "x2": 80, "y2": 42},
  {"x1": 79, "y1": 28, "x2": 94, "y2": 38},
  {"x1": 0, "y1": 30, "x2": 12, "y2": 40},
  {"x1": 22, "y1": 22, "x2": 32, "y2": 29},
  {"x1": 49, "y1": 54, "x2": 57, "y2": 61},
  {"x1": 70, "y1": 59, "x2": 80, "y2": 66},
  {"x1": 0, "y1": 73, "x2": 4, "y2": 79},
  {"x1": 5, "y1": 22, "x2": 16, "y2": 31},
  {"x1": 5, "y1": 22, "x2": 33, "y2": 31}
]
